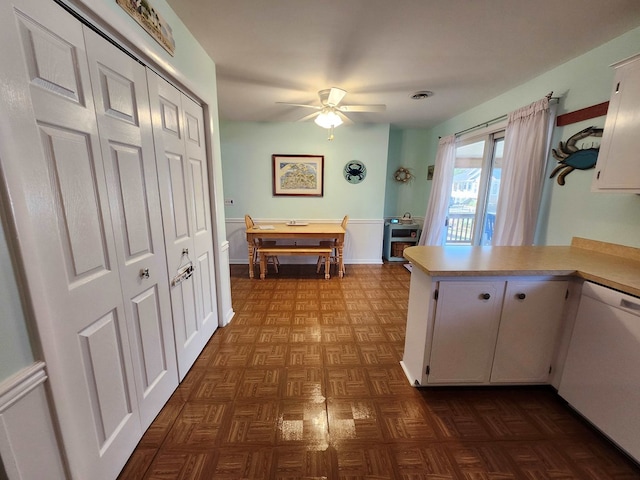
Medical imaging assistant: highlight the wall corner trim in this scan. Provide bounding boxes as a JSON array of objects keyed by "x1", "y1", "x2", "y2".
[{"x1": 0, "y1": 362, "x2": 47, "y2": 413}]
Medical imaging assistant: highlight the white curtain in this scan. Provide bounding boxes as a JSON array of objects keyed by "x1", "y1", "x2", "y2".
[
  {"x1": 419, "y1": 135, "x2": 457, "y2": 246},
  {"x1": 492, "y1": 97, "x2": 554, "y2": 246}
]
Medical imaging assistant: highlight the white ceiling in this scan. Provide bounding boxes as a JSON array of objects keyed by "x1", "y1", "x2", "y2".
[{"x1": 166, "y1": 0, "x2": 640, "y2": 128}]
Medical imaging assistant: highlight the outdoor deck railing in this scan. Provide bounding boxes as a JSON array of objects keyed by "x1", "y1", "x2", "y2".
[
  {"x1": 446, "y1": 212, "x2": 495, "y2": 245},
  {"x1": 446, "y1": 213, "x2": 474, "y2": 244}
]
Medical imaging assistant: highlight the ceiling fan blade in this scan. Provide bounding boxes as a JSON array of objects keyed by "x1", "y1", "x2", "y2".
[
  {"x1": 275, "y1": 102, "x2": 321, "y2": 110},
  {"x1": 338, "y1": 104, "x2": 387, "y2": 112},
  {"x1": 326, "y1": 87, "x2": 347, "y2": 106},
  {"x1": 336, "y1": 110, "x2": 353, "y2": 125},
  {"x1": 297, "y1": 111, "x2": 321, "y2": 122}
]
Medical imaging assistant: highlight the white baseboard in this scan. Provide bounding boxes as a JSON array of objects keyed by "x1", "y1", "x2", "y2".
[{"x1": 216, "y1": 240, "x2": 234, "y2": 327}]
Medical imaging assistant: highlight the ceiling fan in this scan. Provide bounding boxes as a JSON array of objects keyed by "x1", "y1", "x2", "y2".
[{"x1": 276, "y1": 87, "x2": 386, "y2": 140}]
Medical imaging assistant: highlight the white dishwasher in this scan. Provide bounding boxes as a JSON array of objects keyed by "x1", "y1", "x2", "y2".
[{"x1": 559, "y1": 281, "x2": 640, "y2": 462}]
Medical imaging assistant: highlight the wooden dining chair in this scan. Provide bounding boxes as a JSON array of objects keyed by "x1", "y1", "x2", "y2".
[
  {"x1": 245, "y1": 214, "x2": 279, "y2": 273},
  {"x1": 316, "y1": 215, "x2": 348, "y2": 276}
]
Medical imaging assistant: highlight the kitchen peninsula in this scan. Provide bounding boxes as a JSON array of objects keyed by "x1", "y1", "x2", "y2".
[{"x1": 401, "y1": 237, "x2": 640, "y2": 388}]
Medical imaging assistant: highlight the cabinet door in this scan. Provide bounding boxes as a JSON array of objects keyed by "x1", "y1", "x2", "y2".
[
  {"x1": 401, "y1": 268, "x2": 435, "y2": 385},
  {"x1": 593, "y1": 54, "x2": 640, "y2": 192},
  {"x1": 428, "y1": 281, "x2": 504, "y2": 384},
  {"x1": 491, "y1": 280, "x2": 568, "y2": 383}
]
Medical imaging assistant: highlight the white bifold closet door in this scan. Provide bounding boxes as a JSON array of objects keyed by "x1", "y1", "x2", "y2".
[
  {"x1": 147, "y1": 72, "x2": 218, "y2": 380},
  {"x1": 0, "y1": 0, "x2": 217, "y2": 478},
  {"x1": 83, "y1": 27, "x2": 179, "y2": 430},
  {"x1": 5, "y1": 1, "x2": 145, "y2": 478}
]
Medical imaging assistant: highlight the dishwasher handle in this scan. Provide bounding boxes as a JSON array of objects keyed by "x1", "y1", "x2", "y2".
[
  {"x1": 582, "y1": 281, "x2": 640, "y2": 316},
  {"x1": 621, "y1": 298, "x2": 640, "y2": 311}
]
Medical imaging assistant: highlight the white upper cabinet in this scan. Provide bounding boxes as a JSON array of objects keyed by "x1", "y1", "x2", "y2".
[{"x1": 592, "y1": 53, "x2": 640, "y2": 193}]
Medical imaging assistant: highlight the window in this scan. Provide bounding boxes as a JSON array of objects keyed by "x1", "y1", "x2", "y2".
[{"x1": 446, "y1": 130, "x2": 504, "y2": 246}]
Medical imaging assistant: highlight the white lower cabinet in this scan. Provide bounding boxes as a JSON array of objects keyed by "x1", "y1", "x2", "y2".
[
  {"x1": 401, "y1": 270, "x2": 569, "y2": 386},
  {"x1": 428, "y1": 280, "x2": 504, "y2": 384}
]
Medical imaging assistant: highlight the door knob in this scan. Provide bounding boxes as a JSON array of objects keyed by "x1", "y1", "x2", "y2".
[
  {"x1": 517, "y1": 293, "x2": 526, "y2": 300},
  {"x1": 481, "y1": 293, "x2": 491, "y2": 300},
  {"x1": 140, "y1": 268, "x2": 150, "y2": 279}
]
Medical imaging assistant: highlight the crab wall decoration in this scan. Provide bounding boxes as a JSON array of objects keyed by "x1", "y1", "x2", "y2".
[
  {"x1": 550, "y1": 126, "x2": 603, "y2": 185},
  {"x1": 343, "y1": 160, "x2": 367, "y2": 184}
]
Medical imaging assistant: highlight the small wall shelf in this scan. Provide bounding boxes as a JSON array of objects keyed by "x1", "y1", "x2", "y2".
[{"x1": 383, "y1": 222, "x2": 420, "y2": 261}]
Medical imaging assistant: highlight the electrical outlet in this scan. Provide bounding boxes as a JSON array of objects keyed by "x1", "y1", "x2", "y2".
[{"x1": 224, "y1": 199, "x2": 234, "y2": 206}]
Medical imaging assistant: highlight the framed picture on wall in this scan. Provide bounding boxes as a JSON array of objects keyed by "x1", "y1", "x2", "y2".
[
  {"x1": 116, "y1": 0, "x2": 176, "y2": 55},
  {"x1": 272, "y1": 154, "x2": 324, "y2": 197}
]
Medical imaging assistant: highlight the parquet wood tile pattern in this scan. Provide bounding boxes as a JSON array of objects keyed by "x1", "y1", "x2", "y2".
[{"x1": 118, "y1": 264, "x2": 640, "y2": 480}]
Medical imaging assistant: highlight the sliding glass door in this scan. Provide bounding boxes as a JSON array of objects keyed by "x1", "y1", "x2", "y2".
[{"x1": 445, "y1": 132, "x2": 504, "y2": 246}]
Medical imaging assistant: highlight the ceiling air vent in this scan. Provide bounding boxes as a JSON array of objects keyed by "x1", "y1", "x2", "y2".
[{"x1": 410, "y1": 90, "x2": 434, "y2": 100}]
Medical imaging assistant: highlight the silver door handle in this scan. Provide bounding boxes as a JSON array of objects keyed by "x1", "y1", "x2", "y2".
[{"x1": 140, "y1": 268, "x2": 150, "y2": 279}]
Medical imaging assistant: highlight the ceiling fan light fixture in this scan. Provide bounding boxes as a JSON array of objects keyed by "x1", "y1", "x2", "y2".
[{"x1": 314, "y1": 109, "x2": 343, "y2": 129}]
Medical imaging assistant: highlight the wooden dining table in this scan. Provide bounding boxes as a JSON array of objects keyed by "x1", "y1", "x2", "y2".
[{"x1": 245, "y1": 222, "x2": 346, "y2": 279}]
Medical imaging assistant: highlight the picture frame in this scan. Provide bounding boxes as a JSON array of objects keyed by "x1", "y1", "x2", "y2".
[
  {"x1": 272, "y1": 154, "x2": 324, "y2": 197},
  {"x1": 116, "y1": 0, "x2": 176, "y2": 55}
]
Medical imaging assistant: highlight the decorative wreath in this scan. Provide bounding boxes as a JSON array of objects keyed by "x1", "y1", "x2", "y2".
[{"x1": 394, "y1": 167, "x2": 414, "y2": 183}]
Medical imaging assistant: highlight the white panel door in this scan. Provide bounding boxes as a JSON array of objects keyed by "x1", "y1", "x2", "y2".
[
  {"x1": 84, "y1": 27, "x2": 178, "y2": 430},
  {"x1": 0, "y1": 1, "x2": 141, "y2": 478},
  {"x1": 183, "y1": 95, "x2": 218, "y2": 352},
  {"x1": 147, "y1": 71, "x2": 218, "y2": 379}
]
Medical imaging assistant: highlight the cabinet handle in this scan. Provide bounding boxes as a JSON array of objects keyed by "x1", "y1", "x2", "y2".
[
  {"x1": 140, "y1": 268, "x2": 150, "y2": 279},
  {"x1": 517, "y1": 293, "x2": 526, "y2": 300},
  {"x1": 480, "y1": 293, "x2": 491, "y2": 300}
]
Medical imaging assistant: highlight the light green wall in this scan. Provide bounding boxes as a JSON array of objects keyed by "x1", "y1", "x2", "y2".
[
  {"x1": 221, "y1": 122, "x2": 390, "y2": 219},
  {"x1": 539, "y1": 29, "x2": 640, "y2": 246},
  {"x1": 0, "y1": 219, "x2": 33, "y2": 381},
  {"x1": 419, "y1": 26, "x2": 640, "y2": 247},
  {"x1": 220, "y1": 24, "x2": 640, "y2": 246},
  {"x1": 385, "y1": 128, "x2": 434, "y2": 218}
]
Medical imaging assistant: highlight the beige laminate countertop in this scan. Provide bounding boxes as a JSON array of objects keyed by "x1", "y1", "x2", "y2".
[{"x1": 403, "y1": 240, "x2": 640, "y2": 298}]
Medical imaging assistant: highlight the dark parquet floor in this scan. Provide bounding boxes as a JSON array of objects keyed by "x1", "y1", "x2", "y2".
[{"x1": 118, "y1": 263, "x2": 640, "y2": 479}]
